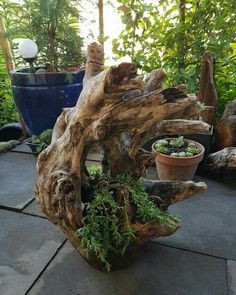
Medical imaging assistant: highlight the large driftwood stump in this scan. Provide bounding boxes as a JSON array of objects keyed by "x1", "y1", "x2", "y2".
[
  {"x1": 199, "y1": 147, "x2": 236, "y2": 175},
  {"x1": 35, "y1": 43, "x2": 207, "y2": 271},
  {"x1": 216, "y1": 99, "x2": 236, "y2": 149},
  {"x1": 198, "y1": 52, "x2": 217, "y2": 125}
]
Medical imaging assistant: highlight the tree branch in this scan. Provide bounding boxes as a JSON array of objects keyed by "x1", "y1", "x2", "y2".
[{"x1": 144, "y1": 179, "x2": 207, "y2": 209}]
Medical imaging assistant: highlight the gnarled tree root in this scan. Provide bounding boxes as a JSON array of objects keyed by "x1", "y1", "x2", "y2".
[
  {"x1": 199, "y1": 147, "x2": 236, "y2": 175},
  {"x1": 35, "y1": 42, "x2": 207, "y2": 271}
]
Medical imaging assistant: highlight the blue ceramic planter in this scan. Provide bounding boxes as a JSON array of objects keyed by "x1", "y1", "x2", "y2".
[{"x1": 10, "y1": 67, "x2": 85, "y2": 135}]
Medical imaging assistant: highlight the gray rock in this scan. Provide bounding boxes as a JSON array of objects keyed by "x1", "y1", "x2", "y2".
[
  {"x1": 9, "y1": 140, "x2": 20, "y2": 145},
  {"x1": 0, "y1": 140, "x2": 20, "y2": 152}
]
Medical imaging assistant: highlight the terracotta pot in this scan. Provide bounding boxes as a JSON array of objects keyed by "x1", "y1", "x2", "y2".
[{"x1": 152, "y1": 139, "x2": 205, "y2": 181}]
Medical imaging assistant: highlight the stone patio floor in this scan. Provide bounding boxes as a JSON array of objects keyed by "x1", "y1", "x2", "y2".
[{"x1": 0, "y1": 142, "x2": 236, "y2": 295}]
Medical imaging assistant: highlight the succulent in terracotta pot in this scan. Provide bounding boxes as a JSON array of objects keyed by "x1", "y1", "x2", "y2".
[{"x1": 152, "y1": 136, "x2": 205, "y2": 180}]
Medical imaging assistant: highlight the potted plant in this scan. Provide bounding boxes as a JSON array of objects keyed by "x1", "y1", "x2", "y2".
[
  {"x1": 8, "y1": 0, "x2": 86, "y2": 135},
  {"x1": 142, "y1": 101, "x2": 213, "y2": 155},
  {"x1": 75, "y1": 167, "x2": 181, "y2": 271},
  {"x1": 152, "y1": 136, "x2": 205, "y2": 180},
  {"x1": 27, "y1": 129, "x2": 53, "y2": 155}
]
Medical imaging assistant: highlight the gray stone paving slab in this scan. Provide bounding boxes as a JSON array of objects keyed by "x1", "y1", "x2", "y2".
[
  {"x1": 228, "y1": 260, "x2": 236, "y2": 295},
  {"x1": 23, "y1": 200, "x2": 46, "y2": 218},
  {"x1": 152, "y1": 175, "x2": 236, "y2": 261},
  {"x1": 0, "y1": 153, "x2": 36, "y2": 210},
  {"x1": 28, "y1": 242, "x2": 226, "y2": 295},
  {"x1": 0, "y1": 210, "x2": 65, "y2": 295}
]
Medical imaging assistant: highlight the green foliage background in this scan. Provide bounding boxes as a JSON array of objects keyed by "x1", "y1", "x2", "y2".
[
  {"x1": 1, "y1": 0, "x2": 85, "y2": 69},
  {"x1": 1, "y1": 0, "x2": 236, "y2": 127},
  {"x1": 113, "y1": 0, "x2": 236, "y2": 116},
  {"x1": 0, "y1": 52, "x2": 18, "y2": 127}
]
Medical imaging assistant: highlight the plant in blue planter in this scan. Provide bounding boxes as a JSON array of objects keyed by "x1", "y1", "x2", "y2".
[
  {"x1": 9, "y1": 0, "x2": 86, "y2": 135},
  {"x1": 11, "y1": 63, "x2": 85, "y2": 135}
]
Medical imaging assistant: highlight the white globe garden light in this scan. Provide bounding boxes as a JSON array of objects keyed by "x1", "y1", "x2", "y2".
[{"x1": 18, "y1": 39, "x2": 38, "y2": 60}]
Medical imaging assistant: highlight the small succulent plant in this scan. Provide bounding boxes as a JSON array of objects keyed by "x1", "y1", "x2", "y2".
[
  {"x1": 32, "y1": 129, "x2": 53, "y2": 145},
  {"x1": 169, "y1": 136, "x2": 184, "y2": 148},
  {"x1": 154, "y1": 136, "x2": 201, "y2": 157}
]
